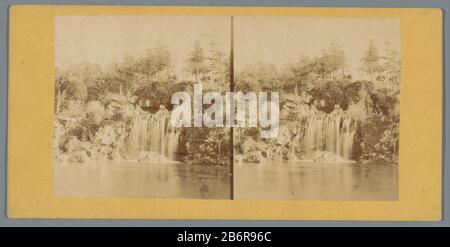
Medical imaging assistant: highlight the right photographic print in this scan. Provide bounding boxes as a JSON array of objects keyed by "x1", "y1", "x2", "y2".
[{"x1": 233, "y1": 17, "x2": 400, "y2": 200}]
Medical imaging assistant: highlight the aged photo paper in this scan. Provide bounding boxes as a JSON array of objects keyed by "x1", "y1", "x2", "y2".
[{"x1": 7, "y1": 6, "x2": 442, "y2": 220}]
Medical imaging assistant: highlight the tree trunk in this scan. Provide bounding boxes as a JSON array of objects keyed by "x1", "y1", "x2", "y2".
[
  {"x1": 364, "y1": 83, "x2": 380, "y2": 114},
  {"x1": 56, "y1": 89, "x2": 62, "y2": 113},
  {"x1": 195, "y1": 63, "x2": 199, "y2": 83},
  {"x1": 369, "y1": 62, "x2": 374, "y2": 81},
  {"x1": 217, "y1": 140, "x2": 222, "y2": 165}
]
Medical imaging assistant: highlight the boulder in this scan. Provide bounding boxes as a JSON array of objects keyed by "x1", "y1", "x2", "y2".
[
  {"x1": 137, "y1": 151, "x2": 171, "y2": 162},
  {"x1": 275, "y1": 125, "x2": 291, "y2": 146},
  {"x1": 311, "y1": 151, "x2": 346, "y2": 163},
  {"x1": 243, "y1": 150, "x2": 267, "y2": 163}
]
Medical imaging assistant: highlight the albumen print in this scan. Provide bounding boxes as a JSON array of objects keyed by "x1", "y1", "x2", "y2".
[{"x1": 53, "y1": 16, "x2": 399, "y2": 200}]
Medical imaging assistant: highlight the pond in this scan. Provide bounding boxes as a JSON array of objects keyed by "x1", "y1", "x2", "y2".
[
  {"x1": 55, "y1": 161, "x2": 231, "y2": 199},
  {"x1": 234, "y1": 161, "x2": 398, "y2": 200},
  {"x1": 55, "y1": 161, "x2": 398, "y2": 200}
]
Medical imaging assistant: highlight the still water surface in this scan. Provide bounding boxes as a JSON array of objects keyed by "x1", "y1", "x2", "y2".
[
  {"x1": 235, "y1": 161, "x2": 398, "y2": 200},
  {"x1": 55, "y1": 161, "x2": 398, "y2": 200},
  {"x1": 55, "y1": 162, "x2": 231, "y2": 199}
]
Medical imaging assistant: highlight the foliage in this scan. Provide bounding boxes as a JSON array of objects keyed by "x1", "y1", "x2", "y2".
[
  {"x1": 134, "y1": 43, "x2": 173, "y2": 80},
  {"x1": 54, "y1": 36, "x2": 400, "y2": 167},
  {"x1": 279, "y1": 54, "x2": 314, "y2": 94},
  {"x1": 134, "y1": 82, "x2": 172, "y2": 112},
  {"x1": 359, "y1": 114, "x2": 399, "y2": 165},
  {"x1": 236, "y1": 41, "x2": 347, "y2": 95},
  {"x1": 85, "y1": 101, "x2": 105, "y2": 126},
  {"x1": 64, "y1": 77, "x2": 88, "y2": 101},
  {"x1": 205, "y1": 42, "x2": 229, "y2": 84},
  {"x1": 236, "y1": 62, "x2": 279, "y2": 92},
  {"x1": 385, "y1": 49, "x2": 401, "y2": 83},
  {"x1": 315, "y1": 40, "x2": 346, "y2": 79},
  {"x1": 185, "y1": 40, "x2": 208, "y2": 82},
  {"x1": 360, "y1": 40, "x2": 385, "y2": 80},
  {"x1": 355, "y1": 82, "x2": 400, "y2": 165},
  {"x1": 181, "y1": 128, "x2": 231, "y2": 166}
]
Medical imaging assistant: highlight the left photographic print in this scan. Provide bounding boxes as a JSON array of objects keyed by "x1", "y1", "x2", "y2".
[{"x1": 53, "y1": 16, "x2": 232, "y2": 199}]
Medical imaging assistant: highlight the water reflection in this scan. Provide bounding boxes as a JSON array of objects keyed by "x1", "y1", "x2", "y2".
[
  {"x1": 55, "y1": 162, "x2": 230, "y2": 199},
  {"x1": 235, "y1": 161, "x2": 398, "y2": 200},
  {"x1": 56, "y1": 161, "x2": 397, "y2": 200}
]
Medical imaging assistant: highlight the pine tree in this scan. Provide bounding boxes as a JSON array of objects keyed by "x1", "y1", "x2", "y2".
[
  {"x1": 186, "y1": 40, "x2": 206, "y2": 83},
  {"x1": 361, "y1": 40, "x2": 384, "y2": 81}
]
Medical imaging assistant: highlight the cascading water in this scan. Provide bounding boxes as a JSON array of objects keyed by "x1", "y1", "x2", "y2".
[
  {"x1": 127, "y1": 113, "x2": 180, "y2": 162},
  {"x1": 304, "y1": 114, "x2": 357, "y2": 161}
]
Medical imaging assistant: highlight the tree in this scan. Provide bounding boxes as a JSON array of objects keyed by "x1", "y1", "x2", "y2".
[
  {"x1": 55, "y1": 68, "x2": 70, "y2": 113},
  {"x1": 325, "y1": 40, "x2": 346, "y2": 78},
  {"x1": 385, "y1": 49, "x2": 401, "y2": 84},
  {"x1": 279, "y1": 63, "x2": 297, "y2": 93},
  {"x1": 64, "y1": 61, "x2": 105, "y2": 101},
  {"x1": 132, "y1": 42, "x2": 173, "y2": 85},
  {"x1": 64, "y1": 77, "x2": 88, "y2": 101},
  {"x1": 182, "y1": 127, "x2": 231, "y2": 166},
  {"x1": 361, "y1": 40, "x2": 384, "y2": 81},
  {"x1": 55, "y1": 65, "x2": 93, "y2": 113},
  {"x1": 185, "y1": 40, "x2": 207, "y2": 83},
  {"x1": 236, "y1": 62, "x2": 279, "y2": 92},
  {"x1": 151, "y1": 42, "x2": 172, "y2": 81},
  {"x1": 205, "y1": 36, "x2": 228, "y2": 85},
  {"x1": 314, "y1": 40, "x2": 346, "y2": 79},
  {"x1": 280, "y1": 54, "x2": 314, "y2": 95},
  {"x1": 104, "y1": 60, "x2": 134, "y2": 96}
]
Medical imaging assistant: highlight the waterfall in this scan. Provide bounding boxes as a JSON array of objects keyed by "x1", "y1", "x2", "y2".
[
  {"x1": 127, "y1": 113, "x2": 180, "y2": 162},
  {"x1": 304, "y1": 114, "x2": 357, "y2": 161}
]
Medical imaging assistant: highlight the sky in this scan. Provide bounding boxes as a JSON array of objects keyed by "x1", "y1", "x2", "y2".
[
  {"x1": 56, "y1": 16, "x2": 400, "y2": 80},
  {"x1": 234, "y1": 16, "x2": 400, "y2": 79},
  {"x1": 56, "y1": 15, "x2": 231, "y2": 78}
]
